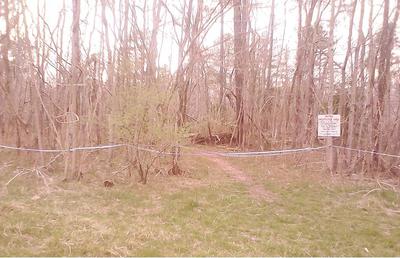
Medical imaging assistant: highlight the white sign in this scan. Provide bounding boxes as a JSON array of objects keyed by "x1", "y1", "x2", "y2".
[{"x1": 318, "y1": 114, "x2": 340, "y2": 137}]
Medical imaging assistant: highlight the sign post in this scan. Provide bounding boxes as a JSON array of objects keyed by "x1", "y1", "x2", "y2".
[
  {"x1": 318, "y1": 114, "x2": 340, "y2": 174},
  {"x1": 318, "y1": 115, "x2": 340, "y2": 137}
]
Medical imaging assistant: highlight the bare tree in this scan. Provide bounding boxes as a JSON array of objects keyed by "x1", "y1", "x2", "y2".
[
  {"x1": 233, "y1": 0, "x2": 247, "y2": 146},
  {"x1": 64, "y1": 0, "x2": 82, "y2": 180}
]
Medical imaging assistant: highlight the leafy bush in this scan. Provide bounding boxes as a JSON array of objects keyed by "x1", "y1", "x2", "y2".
[
  {"x1": 110, "y1": 85, "x2": 187, "y2": 183},
  {"x1": 111, "y1": 86, "x2": 187, "y2": 146}
]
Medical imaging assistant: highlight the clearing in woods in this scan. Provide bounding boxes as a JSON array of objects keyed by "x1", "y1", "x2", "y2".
[
  {"x1": 206, "y1": 154, "x2": 275, "y2": 201},
  {"x1": 0, "y1": 147, "x2": 399, "y2": 256}
]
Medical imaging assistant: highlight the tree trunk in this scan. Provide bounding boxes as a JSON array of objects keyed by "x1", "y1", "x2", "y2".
[
  {"x1": 233, "y1": 0, "x2": 246, "y2": 147},
  {"x1": 327, "y1": 0, "x2": 338, "y2": 173},
  {"x1": 64, "y1": 0, "x2": 81, "y2": 181},
  {"x1": 218, "y1": 0, "x2": 226, "y2": 116}
]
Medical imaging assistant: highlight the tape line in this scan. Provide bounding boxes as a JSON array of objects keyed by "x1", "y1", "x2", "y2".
[
  {"x1": 216, "y1": 146, "x2": 327, "y2": 157},
  {"x1": 332, "y1": 145, "x2": 400, "y2": 159},
  {"x1": 1, "y1": 143, "x2": 398, "y2": 159},
  {"x1": 0, "y1": 143, "x2": 326, "y2": 157},
  {"x1": 0, "y1": 144, "x2": 126, "y2": 153}
]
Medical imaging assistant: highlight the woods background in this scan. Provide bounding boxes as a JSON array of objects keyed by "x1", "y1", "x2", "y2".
[{"x1": 0, "y1": 0, "x2": 399, "y2": 180}]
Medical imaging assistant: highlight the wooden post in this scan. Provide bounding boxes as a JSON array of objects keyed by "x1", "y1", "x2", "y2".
[{"x1": 327, "y1": 0, "x2": 336, "y2": 174}]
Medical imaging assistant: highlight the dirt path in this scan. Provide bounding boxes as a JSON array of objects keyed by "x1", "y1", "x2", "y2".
[{"x1": 206, "y1": 155, "x2": 275, "y2": 201}]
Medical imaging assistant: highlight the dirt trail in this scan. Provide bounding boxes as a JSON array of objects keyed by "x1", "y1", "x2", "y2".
[{"x1": 206, "y1": 155, "x2": 275, "y2": 201}]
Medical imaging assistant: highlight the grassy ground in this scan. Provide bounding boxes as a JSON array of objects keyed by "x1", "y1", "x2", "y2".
[{"x1": 0, "y1": 149, "x2": 399, "y2": 256}]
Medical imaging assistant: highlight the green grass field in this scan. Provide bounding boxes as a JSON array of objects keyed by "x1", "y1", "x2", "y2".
[{"x1": 0, "y1": 150, "x2": 399, "y2": 256}]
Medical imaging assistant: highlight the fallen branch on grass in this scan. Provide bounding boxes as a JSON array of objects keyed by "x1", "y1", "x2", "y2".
[
  {"x1": 5, "y1": 167, "x2": 52, "y2": 192},
  {"x1": 377, "y1": 180, "x2": 398, "y2": 192},
  {"x1": 362, "y1": 188, "x2": 381, "y2": 197},
  {"x1": 5, "y1": 170, "x2": 31, "y2": 186},
  {"x1": 348, "y1": 188, "x2": 382, "y2": 196},
  {"x1": 111, "y1": 165, "x2": 130, "y2": 175}
]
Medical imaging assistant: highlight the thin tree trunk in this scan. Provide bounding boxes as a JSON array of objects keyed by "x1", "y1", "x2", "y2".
[
  {"x1": 233, "y1": 0, "x2": 246, "y2": 147},
  {"x1": 218, "y1": 0, "x2": 226, "y2": 116},
  {"x1": 65, "y1": 0, "x2": 81, "y2": 180},
  {"x1": 327, "y1": 0, "x2": 338, "y2": 173}
]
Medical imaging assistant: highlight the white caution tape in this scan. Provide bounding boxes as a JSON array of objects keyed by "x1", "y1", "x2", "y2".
[
  {"x1": 0, "y1": 144, "x2": 126, "y2": 153},
  {"x1": 178, "y1": 145, "x2": 327, "y2": 157},
  {"x1": 136, "y1": 146, "x2": 175, "y2": 155},
  {"x1": 71, "y1": 144, "x2": 127, "y2": 151},
  {"x1": 215, "y1": 146, "x2": 327, "y2": 157},
  {"x1": 332, "y1": 145, "x2": 400, "y2": 159},
  {"x1": 0, "y1": 144, "x2": 65, "y2": 153},
  {"x1": 6, "y1": 143, "x2": 398, "y2": 159},
  {"x1": 0, "y1": 143, "x2": 327, "y2": 157},
  {"x1": 0, "y1": 143, "x2": 178, "y2": 156}
]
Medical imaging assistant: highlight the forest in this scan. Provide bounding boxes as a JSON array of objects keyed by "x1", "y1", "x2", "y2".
[
  {"x1": 1, "y1": 0, "x2": 399, "y2": 179},
  {"x1": 0, "y1": 0, "x2": 400, "y2": 256}
]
